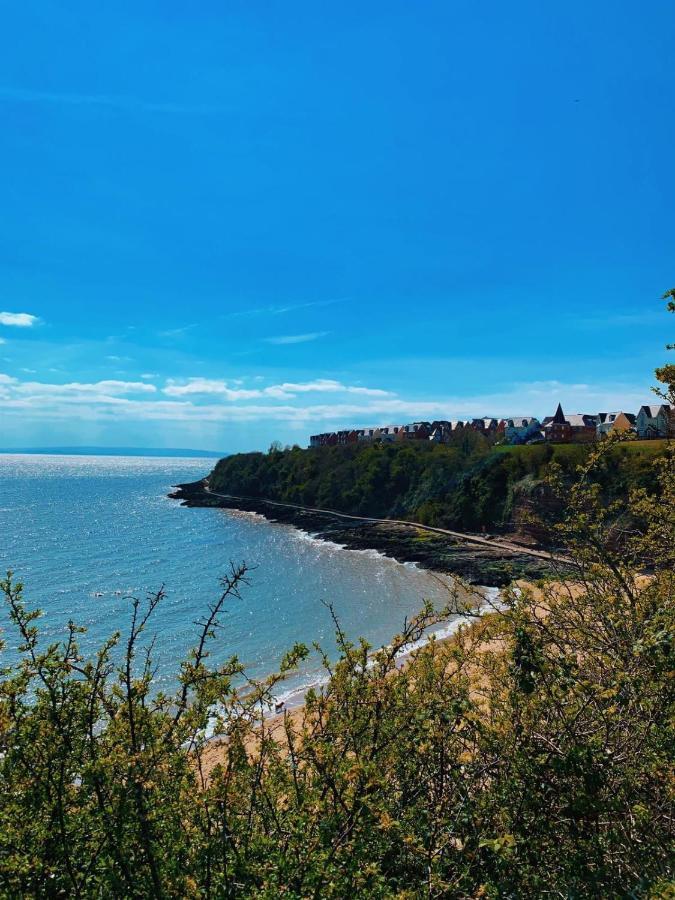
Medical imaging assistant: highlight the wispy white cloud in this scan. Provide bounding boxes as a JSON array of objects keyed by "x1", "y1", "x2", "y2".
[
  {"x1": 224, "y1": 298, "x2": 345, "y2": 319},
  {"x1": 0, "y1": 375, "x2": 156, "y2": 399},
  {"x1": 151, "y1": 299, "x2": 344, "y2": 345},
  {"x1": 163, "y1": 378, "x2": 265, "y2": 401},
  {"x1": 264, "y1": 332, "x2": 330, "y2": 345},
  {"x1": 0, "y1": 311, "x2": 39, "y2": 327},
  {"x1": 158, "y1": 324, "x2": 198, "y2": 339},
  {"x1": 162, "y1": 377, "x2": 392, "y2": 400},
  {"x1": 274, "y1": 379, "x2": 391, "y2": 397}
]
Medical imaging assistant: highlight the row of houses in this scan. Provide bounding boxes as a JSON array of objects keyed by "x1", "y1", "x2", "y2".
[{"x1": 309, "y1": 403, "x2": 674, "y2": 448}]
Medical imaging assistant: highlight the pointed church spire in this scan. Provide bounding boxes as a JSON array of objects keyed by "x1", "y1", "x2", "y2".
[{"x1": 552, "y1": 403, "x2": 566, "y2": 424}]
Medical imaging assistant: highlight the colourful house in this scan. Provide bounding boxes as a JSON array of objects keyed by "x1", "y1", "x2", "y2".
[
  {"x1": 596, "y1": 412, "x2": 636, "y2": 437},
  {"x1": 543, "y1": 405, "x2": 597, "y2": 443},
  {"x1": 636, "y1": 404, "x2": 673, "y2": 439}
]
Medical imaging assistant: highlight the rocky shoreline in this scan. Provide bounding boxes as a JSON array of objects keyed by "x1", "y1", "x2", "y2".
[{"x1": 170, "y1": 479, "x2": 566, "y2": 587}]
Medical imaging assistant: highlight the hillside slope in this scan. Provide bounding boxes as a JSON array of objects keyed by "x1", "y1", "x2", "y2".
[{"x1": 207, "y1": 438, "x2": 665, "y2": 541}]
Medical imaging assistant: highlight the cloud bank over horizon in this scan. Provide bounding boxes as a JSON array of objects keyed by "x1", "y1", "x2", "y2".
[{"x1": 0, "y1": 368, "x2": 656, "y2": 451}]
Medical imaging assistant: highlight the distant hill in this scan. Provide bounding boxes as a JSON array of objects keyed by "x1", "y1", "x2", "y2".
[{"x1": 0, "y1": 446, "x2": 227, "y2": 459}]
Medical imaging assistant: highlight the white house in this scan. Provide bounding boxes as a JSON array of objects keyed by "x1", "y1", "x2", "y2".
[{"x1": 636, "y1": 404, "x2": 672, "y2": 439}]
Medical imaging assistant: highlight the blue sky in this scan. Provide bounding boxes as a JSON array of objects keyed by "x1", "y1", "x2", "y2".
[{"x1": 1, "y1": 1, "x2": 673, "y2": 452}]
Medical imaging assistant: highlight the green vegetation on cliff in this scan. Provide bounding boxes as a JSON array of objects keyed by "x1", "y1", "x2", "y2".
[{"x1": 209, "y1": 435, "x2": 665, "y2": 537}]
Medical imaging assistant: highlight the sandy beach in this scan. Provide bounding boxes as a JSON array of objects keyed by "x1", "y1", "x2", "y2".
[{"x1": 196, "y1": 583, "x2": 506, "y2": 779}]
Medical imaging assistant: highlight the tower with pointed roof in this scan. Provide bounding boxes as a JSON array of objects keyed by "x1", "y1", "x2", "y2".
[
  {"x1": 552, "y1": 403, "x2": 566, "y2": 424},
  {"x1": 544, "y1": 403, "x2": 572, "y2": 442}
]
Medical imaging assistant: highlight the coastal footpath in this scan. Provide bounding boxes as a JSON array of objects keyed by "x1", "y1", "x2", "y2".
[
  {"x1": 171, "y1": 479, "x2": 566, "y2": 586},
  {"x1": 170, "y1": 438, "x2": 665, "y2": 586}
]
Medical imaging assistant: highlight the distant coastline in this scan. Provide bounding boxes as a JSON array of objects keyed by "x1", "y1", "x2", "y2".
[{"x1": 0, "y1": 446, "x2": 227, "y2": 459}]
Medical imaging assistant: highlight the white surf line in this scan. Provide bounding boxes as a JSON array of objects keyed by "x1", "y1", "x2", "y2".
[
  {"x1": 208, "y1": 587, "x2": 504, "y2": 732},
  {"x1": 202, "y1": 485, "x2": 571, "y2": 566}
]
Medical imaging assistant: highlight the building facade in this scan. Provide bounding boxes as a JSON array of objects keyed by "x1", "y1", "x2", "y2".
[
  {"x1": 504, "y1": 416, "x2": 541, "y2": 444},
  {"x1": 636, "y1": 404, "x2": 673, "y2": 439},
  {"x1": 596, "y1": 412, "x2": 636, "y2": 437},
  {"x1": 543, "y1": 404, "x2": 571, "y2": 443}
]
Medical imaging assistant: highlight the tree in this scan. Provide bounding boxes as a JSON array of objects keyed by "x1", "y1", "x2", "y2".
[{"x1": 655, "y1": 287, "x2": 675, "y2": 403}]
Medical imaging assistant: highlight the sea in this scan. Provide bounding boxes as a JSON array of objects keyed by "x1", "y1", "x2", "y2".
[{"x1": 0, "y1": 453, "x2": 495, "y2": 706}]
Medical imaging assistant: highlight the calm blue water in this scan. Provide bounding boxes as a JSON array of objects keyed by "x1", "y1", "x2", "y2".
[{"x1": 0, "y1": 454, "x2": 485, "y2": 701}]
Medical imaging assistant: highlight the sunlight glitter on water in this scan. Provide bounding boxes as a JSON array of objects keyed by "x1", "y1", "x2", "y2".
[{"x1": 0, "y1": 453, "x2": 491, "y2": 696}]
